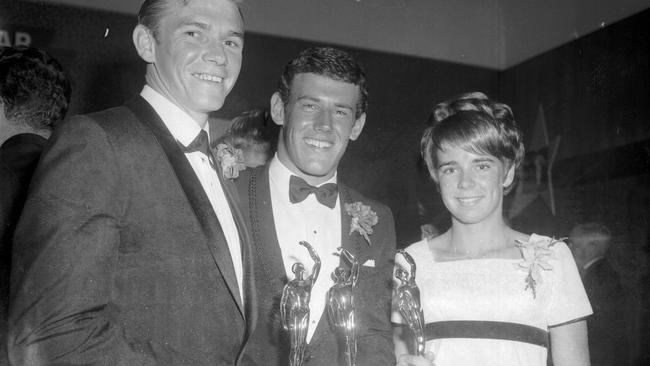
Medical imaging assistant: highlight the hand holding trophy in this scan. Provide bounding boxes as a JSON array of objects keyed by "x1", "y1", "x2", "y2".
[
  {"x1": 395, "y1": 249, "x2": 426, "y2": 356},
  {"x1": 327, "y1": 248, "x2": 359, "y2": 366},
  {"x1": 280, "y1": 241, "x2": 321, "y2": 366}
]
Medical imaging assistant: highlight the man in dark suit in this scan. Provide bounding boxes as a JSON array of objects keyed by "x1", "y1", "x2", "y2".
[
  {"x1": 569, "y1": 222, "x2": 629, "y2": 366},
  {"x1": 8, "y1": 0, "x2": 256, "y2": 365},
  {"x1": 238, "y1": 47, "x2": 395, "y2": 366},
  {"x1": 0, "y1": 45, "x2": 71, "y2": 366}
]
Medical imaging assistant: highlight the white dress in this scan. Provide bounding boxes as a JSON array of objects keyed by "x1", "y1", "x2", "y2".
[{"x1": 392, "y1": 234, "x2": 592, "y2": 366}]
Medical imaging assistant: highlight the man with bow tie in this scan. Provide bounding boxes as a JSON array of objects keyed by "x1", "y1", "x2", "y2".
[
  {"x1": 8, "y1": 0, "x2": 256, "y2": 365},
  {"x1": 237, "y1": 47, "x2": 396, "y2": 366}
]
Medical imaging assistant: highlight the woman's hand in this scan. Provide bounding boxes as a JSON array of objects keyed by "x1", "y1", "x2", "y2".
[{"x1": 396, "y1": 351, "x2": 436, "y2": 366}]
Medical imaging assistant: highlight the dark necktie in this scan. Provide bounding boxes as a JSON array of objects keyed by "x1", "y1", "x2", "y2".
[
  {"x1": 181, "y1": 130, "x2": 216, "y2": 167},
  {"x1": 289, "y1": 175, "x2": 338, "y2": 209}
]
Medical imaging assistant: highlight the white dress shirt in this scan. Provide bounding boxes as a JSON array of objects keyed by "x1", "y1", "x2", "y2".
[
  {"x1": 140, "y1": 85, "x2": 244, "y2": 303},
  {"x1": 269, "y1": 155, "x2": 342, "y2": 343}
]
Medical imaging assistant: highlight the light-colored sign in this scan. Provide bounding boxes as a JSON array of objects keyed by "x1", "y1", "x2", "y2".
[{"x1": 0, "y1": 30, "x2": 32, "y2": 47}]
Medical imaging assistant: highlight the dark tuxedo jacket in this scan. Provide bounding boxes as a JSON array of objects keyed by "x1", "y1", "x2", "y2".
[
  {"x1": 8, "y1": 97, "x2": 256, "y2": 365},
  {"x1": 237, "y1": 164, "x2": 395, "y2": 366}
]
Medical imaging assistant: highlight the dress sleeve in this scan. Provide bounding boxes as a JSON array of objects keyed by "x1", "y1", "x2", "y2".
[{"x1": 546, "y1": 241, "x2": 593, "y2": 326}]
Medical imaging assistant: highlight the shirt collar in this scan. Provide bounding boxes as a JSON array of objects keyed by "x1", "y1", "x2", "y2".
[
  {"x1": 269, "y1": 154, "x2": 337, "y2": 202},
  {"x1": 140, "y1": 85, "x2": 209, "y2": 146}
]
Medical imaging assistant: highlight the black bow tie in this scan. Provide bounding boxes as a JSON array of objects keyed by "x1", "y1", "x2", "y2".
[
  {"x1": 289, "y1": 175, "x2": 338, "y2": 209},
  {"x1": 181, "y1": 130, "x2": 210, "y2": 155},
  {"x1": 181, "y1": 130, "x2": 217, "y2": 167}
]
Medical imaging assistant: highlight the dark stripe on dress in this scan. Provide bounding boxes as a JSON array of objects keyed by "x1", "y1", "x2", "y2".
[{"x1": 424, "y1": 321, "x2": 549, "y2": 348}]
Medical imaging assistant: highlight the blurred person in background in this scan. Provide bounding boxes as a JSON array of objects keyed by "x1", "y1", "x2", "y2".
[
  {"x1": 570, "y1": 222, "x2": 638, "y2": 366},
  {"x1": 217, "y1": 108, "x2": 277, "y2": 168},
  {"x1": 0, "y1": 45, "x2": 71, "y2": 366}
]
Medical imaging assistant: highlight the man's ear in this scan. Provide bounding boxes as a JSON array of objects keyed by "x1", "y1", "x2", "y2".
[
  {"x1": 503, "y1": 164, "x2": 516, "y2": 187},
  {"x1": 133, "y1": 24, "x2": 156, "y2": 63},
  {"x1": 270, "y1": 92, "x2": 285, "y2": 126},
  {"x1": 348, "y1": 113, "x2": 366, "y2": 141}
]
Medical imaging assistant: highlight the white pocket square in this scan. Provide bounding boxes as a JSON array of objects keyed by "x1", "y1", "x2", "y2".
[{"x1": 362, "y1": 259, "x2": 375, "y2": 267}]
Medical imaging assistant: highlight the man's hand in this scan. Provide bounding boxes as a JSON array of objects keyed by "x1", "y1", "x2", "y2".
[{"x1": 396, "y1": 351, "x2": 435, "y2": 366}]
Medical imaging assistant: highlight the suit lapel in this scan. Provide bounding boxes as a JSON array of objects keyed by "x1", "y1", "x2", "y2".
[
  {"x1": 339, "y1": 184, "x2": 371, "y2": 265},
  {"x1": 214, "y1": 155, "x2": 258, "y2": 338},
  {"x1": 125, "y1": 97, "x2": 244, "y2": 318},
  {"x1": 250, "y1": 165, "x2": 288, "y2": 294}
]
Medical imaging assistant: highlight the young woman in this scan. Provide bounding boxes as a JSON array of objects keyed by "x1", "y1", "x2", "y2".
[{"x1": 393, "y1": 92, "x2": 592, "y2": 366}]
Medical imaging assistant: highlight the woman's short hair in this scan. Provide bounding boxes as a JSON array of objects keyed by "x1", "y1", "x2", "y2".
[{"x1": 420, "y1": 92, "x2": 524, "y2": 193}]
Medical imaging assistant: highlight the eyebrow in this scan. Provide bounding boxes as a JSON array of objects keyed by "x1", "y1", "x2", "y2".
[
  {"x1": 437, "y1": 156, "x2": 496, "y2": 168},
  {"x1": 473, "y1": 157, "x2": 497, "y2": 163},
  {"x1": 296, "y1": 96, "x2": 319, "y2": 103},
  {"x1": 296, "y1": 96, "x2": 354, "y2": 111},
  {"x1": 179, "y1": 21, "x2": 244, "y2": 39},
  {"x1": 437, "y1": 161, "x2": 456, "y2": 168},
  {"x1": 334, "y1": 103, "x2": 354, "y2": 111},
  {"x1": 180, "y1": 20, "x2": 209, "y2": 30}
]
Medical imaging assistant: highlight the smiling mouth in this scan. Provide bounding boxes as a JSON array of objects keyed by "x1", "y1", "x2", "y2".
[
  {"x1": 193, "y1": 73, "x2": 223, "y2": 83},
  {"x1": 304, "y1": 138, "x2": 333, "y2": 149},
  {"x1": 456, "y1": 197, "x2": 482, "y2": 206}
]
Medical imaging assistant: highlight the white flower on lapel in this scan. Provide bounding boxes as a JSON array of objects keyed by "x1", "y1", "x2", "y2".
[
  {"x1": 213, "y1": 143, "x2": 246, "y2": 179},
  {"x1": 345, "y1": 202, "x2": 378, "y2": 246}
]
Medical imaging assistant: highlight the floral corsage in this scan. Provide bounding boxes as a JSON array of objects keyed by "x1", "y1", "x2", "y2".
[
  {"x1": 345, "y1": 202, "x2": 378, "y2": 245},
  {"x1": 514, "y1": 236, "x2": 562, "y2": 298},
  {"x1": 213, "y1": 143, "x2": 246, "y2": 179}
]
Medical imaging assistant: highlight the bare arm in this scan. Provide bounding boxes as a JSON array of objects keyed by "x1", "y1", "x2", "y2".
[
  {"x1": 550, "y1": 320, "x2": 590, "y2": 366},
  {"x1": 393, "y1": 325, "x2": 410, "y2": 360}
]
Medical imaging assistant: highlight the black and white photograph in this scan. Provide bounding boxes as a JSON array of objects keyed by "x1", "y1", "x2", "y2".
[{"x1": 1, "y1": 0, "x2": 649, "y2": 365}]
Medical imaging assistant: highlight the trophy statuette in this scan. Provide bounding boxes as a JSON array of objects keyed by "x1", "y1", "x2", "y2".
[
  {"x1": 327, "y1": 247, "x2": 359, "y2": 366},
  {"x1": 280, "y1": 241, "x2": 321, "y2": 366},
  {"x1": 395, "y1": 249, "x2": 426, "y2": 356}
]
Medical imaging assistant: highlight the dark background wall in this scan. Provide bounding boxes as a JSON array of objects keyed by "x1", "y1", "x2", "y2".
[{"x1": 500, "y1": 9, "x2": 650, "y2": 250}]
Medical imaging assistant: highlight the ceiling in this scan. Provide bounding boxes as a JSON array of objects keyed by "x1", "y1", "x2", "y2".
[{"x1": 30, "y1": 0, "x2": 650, "y2": 69}]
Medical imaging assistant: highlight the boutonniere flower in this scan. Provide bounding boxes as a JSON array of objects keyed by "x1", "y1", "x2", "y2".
[
  {"x1": 214, "y1": 143, "x2": 246, "y2": 179},
  {"x1": 345, "y1": 202, "x2": 378, "y2": 245},
  {"x1": 514, "y1": 236, "x2": 562, "y2": 298}
]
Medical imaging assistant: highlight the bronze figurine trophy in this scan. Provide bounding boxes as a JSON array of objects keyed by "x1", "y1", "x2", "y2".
[
  {"x1": 280, "y1": 241, "x2": 321, "y2": 366},
  {"x1": 395, "y1": 249, "x2": 426, "y2": 356},
  {"x1": 327, "y1": 248, "x2": 359, "y2": 366}
]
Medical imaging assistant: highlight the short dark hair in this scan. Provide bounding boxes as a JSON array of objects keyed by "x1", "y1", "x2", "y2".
[
  {"x1": 276, "y1": 47, "x2": 368, "y2": 118},
  {"x1": 0, "y1": 46, "x2": 71, "y2": 131},
  {"x1": 138, "y1": 0, "x2": 244, "y2": 41},
  {"x1": 420, "y1": 92, "x2": 524, "y2": 194}
]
